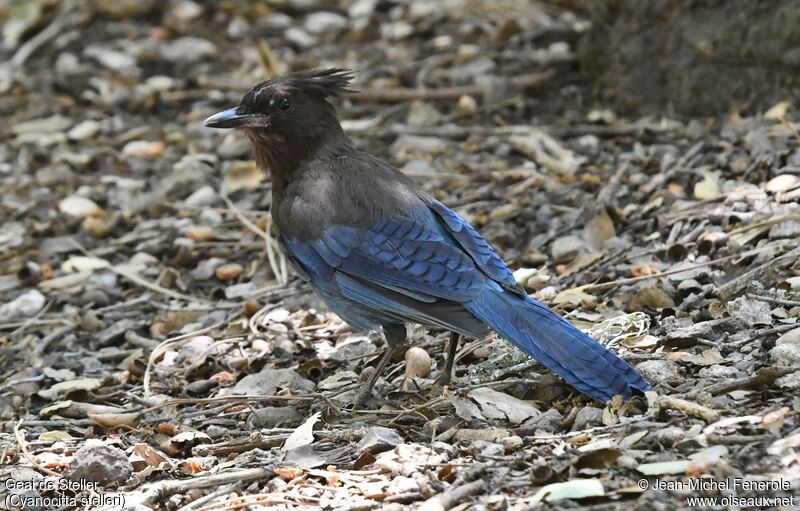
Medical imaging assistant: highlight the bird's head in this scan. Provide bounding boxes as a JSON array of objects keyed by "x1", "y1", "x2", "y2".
[
  {"x1": 205, "y1": 68, "x2": 353, "y2": 141},
  {"x1": 204, "y1": 68, "x2": 354, "y2": 179}
]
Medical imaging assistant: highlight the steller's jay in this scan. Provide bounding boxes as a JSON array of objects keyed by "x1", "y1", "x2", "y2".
[{"x1": 205, "y1": 69, "x2": 650, "y2": 404}]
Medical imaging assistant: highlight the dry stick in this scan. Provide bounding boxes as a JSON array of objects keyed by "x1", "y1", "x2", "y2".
[
  {"x1": 354, "y1": 71, "x2": 552, "y2": 102},
  {"x1": 580, "y1": 241, "x2": 796, "y2": 292},
  {"x1": 130, "y1": 466, "x2": 276, "y2": 507},
  {"x1": 717, "y1": 245, "x2": 800, "y2": 299},
  {"x1": 176, "y1": 483, "x2": 239, "y2": 511},
  {"x1": 418, "y1": 479, "x2": 486, "y2": 511},
  {"x1": 221, "y1": 192, "x2": 288, "y2": 285},
  {"x1": 13, "y1": 420, "x2": 62, "y2": 477},
  {"x1": 651, "y1": 395, "x2": 720, "y2": 422},
  {"x1": 32, "y1": 323, "x2": 77, "y2": 357},
  {"x1": 702, "y1": 367, "x2": 796, "y2": 397},
  {"x1": 11, "y1": 0, "x2": 84, "y2": 66},
  {"x1": 143, "y1": 321, "x2": 226, "y2": 398},
  {"x1": 746, "y1": 293, "x2": 800, "y2": 307},
  {"x1": 140, "y1": 393, "x2": 316, "y2": 415}
]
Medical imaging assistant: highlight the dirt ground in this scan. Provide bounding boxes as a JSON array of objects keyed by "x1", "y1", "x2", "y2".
[{"x1": 1, "y1": 1, "x2": 799, "y2": 510}]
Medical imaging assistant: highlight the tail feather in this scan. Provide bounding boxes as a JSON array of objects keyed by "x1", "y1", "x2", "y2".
[{"x1": 465, "y1": 285, "x2": 650, "y2": 402}]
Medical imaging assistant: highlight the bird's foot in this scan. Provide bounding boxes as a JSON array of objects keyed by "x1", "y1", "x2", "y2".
[
  {"x1": 434, "y1": 372, "x2": 453, "y2": 387},
  {"x1": 353, "y1": 387, "x2": 376, "y2": 408}
]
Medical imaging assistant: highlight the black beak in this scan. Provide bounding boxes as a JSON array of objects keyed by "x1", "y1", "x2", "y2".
[{"x1": 204, "y1": 107, "x2": 259, "y2": 129}]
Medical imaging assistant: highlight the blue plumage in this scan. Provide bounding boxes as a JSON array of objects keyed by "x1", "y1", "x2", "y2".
[
  {"x1": 204, "y1": 68, "x2": 650, "y2": 403},
  {"x1": 282, "y1": 200, "x2": 650, "y2": 402}
]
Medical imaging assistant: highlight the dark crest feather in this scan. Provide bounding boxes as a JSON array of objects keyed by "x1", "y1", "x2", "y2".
[{"x1": 273, "y1": 68, "x2": 355, "y2": 97}]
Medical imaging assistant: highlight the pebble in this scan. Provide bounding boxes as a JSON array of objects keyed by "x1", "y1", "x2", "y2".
[
  {"x1": 770, "y1": 344, "x2": 800, "y2": 367},
  {"x1": 285, "y1": 27, "x2": 317, "y2": 48},
  {"x1": 68, "y1": 120, "x2": 101, "y2": 141},
  {"x1": 636, "y1": 359, "x2": 680, "y2": 384},
  {"x1": 63, "y1": 443, "x2": 133, "y2": 485},
  {"x1": 776, "y1": 327, "x2": 800, "y2": 345},
  {"x1": 356, "y1": 427, "x2": 404, "y2": 454},
  {"x1": 90, "y1": 0, "x2": 156, "y2": 18},
  {"x1": 304, "y1": 12, "x2": 348, "y2": 35},
  {"x1": 225, "y1": 368, "x2": 315, "y2": 395},
  {"x1": 59, "y1": 196, "x2": 103, "y2": 218},
  {"x1": 84, "y1": 45, "x2": 138, "y2": 73},
  {"x1": 184, "y1": 185, "x2": 219, "y2": 207},
  {"x1": 765, "y1": 174, "x2": 799, "y2": 193},
  {"x1": 247, "y1": 406, "x2": 303, "y2": 428},
  {"x1": 400, "y1": 159, "x2": 436, "y2": 175},
  {"x1": 215, "y1": 263, "x2": 244, "y2": 281},
  {"x1": 571, "y1": 406, "x2": 604, "y2": 431},
  {"x1": 0, "y1": 289, "x2": 46, "y2": 321},
  {"x1": 123, "y1": 140, "x2": 165, "y2": 159},
  {"x1": 159, "y1": 37, "x2": 216, "y2": 63},
  {"x1": 348, "y1": 0, "x2": 377, "y2": 19},
  {"x1": 12, "y1": 115, "x2": 72, "y2": 135},
  {"x1": 550, "y1": 235, "x2": 584, "y2": 263},
  {"x1": 458, "y1": 94, "x2": 478, "y2": 115}
]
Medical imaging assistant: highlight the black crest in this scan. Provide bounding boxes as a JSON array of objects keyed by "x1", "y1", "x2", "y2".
[{"x1": 248, "y1": 69, "x2": 356, "y2": 102}]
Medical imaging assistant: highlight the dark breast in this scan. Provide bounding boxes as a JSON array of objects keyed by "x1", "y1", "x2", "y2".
[{"x1": 272, "y1": 149, "x2": 426, "y2": 241}]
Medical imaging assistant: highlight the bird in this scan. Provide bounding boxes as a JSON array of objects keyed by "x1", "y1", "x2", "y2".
[{"x1": 204, "y1": 68, "x2": 650, "y2": 404}]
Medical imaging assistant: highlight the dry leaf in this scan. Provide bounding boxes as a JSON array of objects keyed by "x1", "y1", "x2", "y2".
[{"x1": 282, "y1": 412, "x2": 321, "y2": 453}]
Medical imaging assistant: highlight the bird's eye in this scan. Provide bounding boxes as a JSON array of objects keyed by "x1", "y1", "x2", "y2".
[{"x1": 277, "y1": 97, "x2": 291, "y2": 111}]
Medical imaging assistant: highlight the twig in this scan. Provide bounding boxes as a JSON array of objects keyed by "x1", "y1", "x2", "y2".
[
  {"x1": 13, "y1": 420, "x2": 62, "y2": 477},
  {"x1": 176, "y1": 483, "x2": 239, "y2": 511},
  {"x1": 418, "y1": 479, "x2": 486, "y2": 510},
  {"x1": 143, "y1": 321, "x2": 225, "y2": 398},
  {"x1": 11, "y1": 0, "x2": 84, "y2": 67},
  {"x1": 717, "y1": 246, "x2": 800, "y2": 299},
  {"x1": 581, "y1": 241, "x2": 796, "y2": 292},
  {"x1": 32, "y1": 324, "x2": 77, "y2": 357},
  {"x1": 650, "y1": 395, "x2": 720, "y2": 422},
  {"x1": 745, "y1": 293, "x2": 800, "y2": 308},
  {"x1": 128, "y1": 467, "x2": 276, "y2": 507},
  {"x1": 221, "y1": 192, "x2": 288, "y2": 285},
  {"x1": 140, "y1": 393, "x2": 316, "y2": 414},
  {"x1": 353, "y1": 71, "x2": 552, "y2": 102}
]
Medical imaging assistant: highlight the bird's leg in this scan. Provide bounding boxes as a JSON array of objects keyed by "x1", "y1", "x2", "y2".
[
  {"x1": 435, "y1": 332, "x2": 461, "y2": 386},
  {"x1": 354, "y1": 324, "x2": 406, "y2": 406},
  {"x1": 354, "y1": 346, "x2": 395, "y2": 406}
]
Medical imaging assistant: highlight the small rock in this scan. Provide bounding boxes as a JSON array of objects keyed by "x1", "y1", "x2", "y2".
[
  {"x1": 769, "y1": 220, "x2": 800, "y2": 239},
  {"x1": 776, "y1": 371, "x2": 800, "y2": 389},
  {"x1": 63, "y1": 444, "x2": 133, "y2": 485},
  {"x1": 458, "y1": 94, "x2": 478, "y2": 115},
  {"x1": 285, "y1": 27, "x2": 317, "y2": 48},
  {"x1": 90, "y1": 0, "x2": 156, "y2": 18},
  {"x1": 247, "y1": 406, "x2": 303, "y2": 428},
  {"x1": 551, "y1": 235, "x2": 584, "y2": 263},
  {"x1": 471, "y1": 440, "x2": 504, "y2": 457},
  {"x1": 571, "y1": 407, "x2": 604, "y2": 431},
  {"x1": 349, "y1": 0, "x2": 377, "y2": 18},
  {"x1": 159, "y1": 36, "x2": 216, "y2": 63},
  {"x1": 777, "y1": 327, "x2": 800, "y2": 345},
  {"x1": 636, "y1": 359, "x2": 681, "y2": 385},
  {"x1": 727, "y1": 296, "x2": 772, "y2": 326},
  {"x1": 356, "y1": 427, "x2": 404, "y2": 454},
  {"x1": 500, "y1": 435, "x2": 523, "y2": 452},
  {"x1": 12, "y1": 115, "x2": 72, "y2": 135},
  {"x1": 390, "y1": 135, "x2": 449, "y2": 159},
  {"x1": 59, "y1": 196, "x2": 103, "y2": 218},
  {"x1": 770, "y1": 344, "x2": 800, "y2": 367},
  {"x1": 765, "y1": 174, "x2": 800, "y2": 193},
  {"x1": 184, "y1": 185, "x2": 219, "y2": 207},
  {"x1": 224, "y1": 282, "x2": 255, "y2": 299},
  {"x1": 406, "y1": 100, "x2": 442, "y2": 126},
  {"x1": 304, "y1": 12, "x2": 348, "y2": 35},
  {"x1": 123, "y1": 140, "x2": 165, "y2": 159},
  {"x1": 68, "y1": 120, "x2": 101, "y2": 141},
  {"x1": 84, "y1": 45, "x2": 138, "y2": 72},
  {"x1": 698, "y1": 365, "x2": 740, "y2": 379},
  {"x1": 186, "y1": 226, "x2": 214, "y2": 241},
  {"x1": 386, "y1": 476, "x2": 419, "y2": 495},
  {"x1": 381, "y1": 20, "x2": 414, "y2": 40},
  {"x1": 216, "y1": 263, "x2": 244, "y2": 281},
  {"x1": 0, "y1": 289, "x2": 45, "y2": 321},
  {"x1": 226, "y1": 368, "x2": 315, "y2": 395},
  {"x1": 400, "y1": 159, "x2": 436, "y2": 175}
]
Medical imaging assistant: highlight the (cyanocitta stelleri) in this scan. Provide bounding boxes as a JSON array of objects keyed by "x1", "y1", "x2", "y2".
[{"x1": 205, "y1": 69, "x2": 650, "y2": 404}]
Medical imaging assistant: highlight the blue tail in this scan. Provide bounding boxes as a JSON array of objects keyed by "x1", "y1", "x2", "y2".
[{"x1": 465, "y1": 284, "x2": 650, "y2": 402}]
